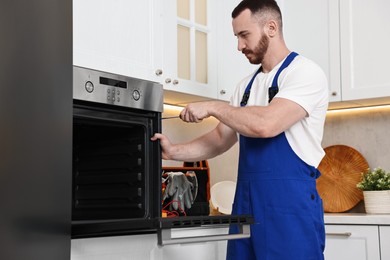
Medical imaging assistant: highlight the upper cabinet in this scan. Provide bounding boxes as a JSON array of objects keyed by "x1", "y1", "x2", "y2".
[
  {"x1": 163, "y1": 0, "x2": 259, "y2": 103},
  {"x1": 338, "y1": 0, "x2": 390, "y2": 101},
  {"x1": 74, "y1": 0, "x2": 390, "y2": 104},
  {"x1": 74, "y1": 0, "x2": 221, "y2": 104},
  {"x1": 279, "y1": 0, "x2": 341, "y2": 102},
  {"x1": 216, "y1": 0, "x2": 258, "y2": 102},
  {"x1": 162, "y1": 0, "x2": 218, "y2": 100},
  {"x1": 73, "y1": 0, "x2": 163, "y2": 83},
  {"x1": 161, "y1": 0, "x2": 217, "y2": 98},
  {"x1": 279, "y1": 0, "x2": 390, "y2": 103}
]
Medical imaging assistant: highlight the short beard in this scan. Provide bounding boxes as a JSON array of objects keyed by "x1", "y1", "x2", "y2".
[{"x1": 244, "y1": 34, "x2": 269, "y2": 64}]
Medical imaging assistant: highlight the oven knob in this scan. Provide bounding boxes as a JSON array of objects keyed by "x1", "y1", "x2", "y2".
[
  {"x1": 85, "y1": 81, "x2": 94, "y2": 93},
  {"x1": 132, "y1": 90, "x2": 140, "y2": 101}
]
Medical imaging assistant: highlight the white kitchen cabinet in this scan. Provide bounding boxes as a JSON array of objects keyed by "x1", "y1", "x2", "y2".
[
  {"x1": 380, "y1": 226, "x2": 390, "y2": 259},
  {"x1": 338, "y1": 0, "x2": 390, "y2": 101},
  {"x1": 160, "y1": 241, "x2": 227, "y2": 260},
  {"x1": 215, "y1": 0, "x2": 258, "y2": 102},
  {"x1": 215, "y1": 0, "x2": 340, "y2": 103},
  {"x1": 162, "y1": 0, "x2": 218, "y2": 101},
  {"x1": 279, "y1": 0, "x2": 390, "y2": 103},
  {"x1": 71, "y1": 229, "x2": 229, "y2": 260},
  {"x1": 71, "y1": 234, "x2": 162, "y2": 260},
  {"x1": 73, "y1": 0, "x2": 163, "y2": 83},
  {"x1": 324, "y1": 225, "x2": 380, "y2": 260},
  {"x1": 278, "y1": 0, "x2": 341, "y2": 102}
]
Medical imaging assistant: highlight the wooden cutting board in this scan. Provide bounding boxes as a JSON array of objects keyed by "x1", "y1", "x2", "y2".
[{"x1": 317, "y1": 145, "x2": 369, "y2": 213}]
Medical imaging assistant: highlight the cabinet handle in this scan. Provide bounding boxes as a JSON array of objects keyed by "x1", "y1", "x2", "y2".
[
  {"x1": 172, "y1": 79, "x2": 179, "y2": 85},
  {"x1": 331, "y1": 91, "x2": 337, "y2": 96},
  {"x1": 155, "y1": 69, "x2": 163, "y2": 76},
  {"x1": 165, "y1": 78, "x2": 172, "y2": 84},
  {"x1": 220, "y1": 89, "x2": 226, "y2": 95},
  {"x1": 326, "y1": 232, "x2": 352, "y2": 237}
]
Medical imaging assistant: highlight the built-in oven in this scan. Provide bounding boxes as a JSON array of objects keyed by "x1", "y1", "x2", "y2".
[
  {"x1": 71, "y1": 66, "x2": 253, "y2": 245},
  {"x1": 72, "y1": 66, "x2": 162, "y2": 237}
]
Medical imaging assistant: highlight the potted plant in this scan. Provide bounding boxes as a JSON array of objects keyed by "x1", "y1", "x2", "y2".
[{"x1": 356, "y1": 168, "x2": 390, "y2": 214}]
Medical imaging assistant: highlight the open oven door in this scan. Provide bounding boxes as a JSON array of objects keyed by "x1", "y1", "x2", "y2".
[{"x1": 157, "y1": 215, "x2": 253, "y2": 246}]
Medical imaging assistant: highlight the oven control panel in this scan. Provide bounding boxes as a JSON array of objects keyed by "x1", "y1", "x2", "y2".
[{"x1": 73, "y1": 66, "x2": 163, "y2": 112}]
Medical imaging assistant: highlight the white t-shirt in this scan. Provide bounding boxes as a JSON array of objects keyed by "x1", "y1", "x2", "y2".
[{"x1": 230, "y1": 54, "x2": 329, "y2": 168}]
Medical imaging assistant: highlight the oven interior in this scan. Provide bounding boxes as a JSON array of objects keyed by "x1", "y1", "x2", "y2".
[{"x1": 72, "y1": 102, "x2": 160, "y2": 226}]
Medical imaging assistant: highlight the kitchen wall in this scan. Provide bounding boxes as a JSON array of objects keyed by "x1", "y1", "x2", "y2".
[
  {"x1": 162, "y1": 104, "x2": 390, "y2": 188},
  {"x1": 323, "y1": 105, "x2": 390, "y2": 170},
  {"x1": 161, "y1": 105, "x2": 239, "y2": 186}
]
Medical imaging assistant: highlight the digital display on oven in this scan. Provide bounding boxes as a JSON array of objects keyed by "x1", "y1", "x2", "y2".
[{"x1": 99, "y1": 77, "x2": 127, "y2": 89}]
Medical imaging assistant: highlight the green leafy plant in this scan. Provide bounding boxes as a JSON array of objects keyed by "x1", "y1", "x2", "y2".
[{"x1": 357, "y1": 168, "x2": 390, "y2": 191}]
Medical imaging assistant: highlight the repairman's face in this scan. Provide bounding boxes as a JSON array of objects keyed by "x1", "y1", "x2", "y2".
[{"x1": 232, "y1": 9, "x2": 269, "y2": 64}]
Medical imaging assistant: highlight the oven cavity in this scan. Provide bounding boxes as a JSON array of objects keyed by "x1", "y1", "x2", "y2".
[{"x1": 72, "y1": 118, "x2": 147, "y2": 221}]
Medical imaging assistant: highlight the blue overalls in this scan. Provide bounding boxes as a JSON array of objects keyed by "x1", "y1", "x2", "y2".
[{"x1": 227, "y1": 53, "x2": 325, "y2": 260}]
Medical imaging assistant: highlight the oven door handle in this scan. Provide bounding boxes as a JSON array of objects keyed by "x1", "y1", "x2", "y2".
[{"x1": 157, "y1": 224, "x2": 250, "y2": 246}]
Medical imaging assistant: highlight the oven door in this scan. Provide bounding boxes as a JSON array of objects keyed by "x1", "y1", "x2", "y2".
[{"x1": 71, "y1": 100, "x2": 161, "y2": 238}]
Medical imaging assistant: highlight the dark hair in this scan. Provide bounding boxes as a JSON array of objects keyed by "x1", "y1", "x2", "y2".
[{"x1": 232, "y1": 0, "x2": 282, "y2": 27}]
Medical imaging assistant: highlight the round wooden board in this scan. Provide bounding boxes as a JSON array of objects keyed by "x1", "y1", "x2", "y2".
[{"x1": 317, "y1": 145, "x2": 368, "y2": 213}]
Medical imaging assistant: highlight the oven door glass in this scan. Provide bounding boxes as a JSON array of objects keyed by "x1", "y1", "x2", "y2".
[{"x1": 72, "y1": 103, "x2": 160, "y2": 223}]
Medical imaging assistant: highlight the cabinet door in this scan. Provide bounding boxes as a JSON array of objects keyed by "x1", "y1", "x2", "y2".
[
  {"x1": 161, "y1": 241, "x2": 226, "y2": 260},
  {"x1": 216, "y1": 0, "x2": 258, "y2": 102},
  {"x1": 278, "y1": 0, "x2": 341, "y2": 102},
  {"x1": 339, "y1": 0, "x2": 390, "y2": 101},
  {"x1": 71, "y1": 234, "x2": 162, "y2": 260},
  {"x1": 71, "y1": 231, "x2": 228, "y2": 260},
  {"x1": 159, "y1": 227, "x2": 228, "y2": 260},
  {"x1": 380, "y1": 226, "x2": 390, "y2": 260},
  {"x1": 163, "y1": 0, "x2": 218, "y2": 100},
  {"x1": 73, "y1": 0, "x2": 163, "y2": 82},
  {"x1": 324, "y1": 225, "x2": 380, "y2": 260}
]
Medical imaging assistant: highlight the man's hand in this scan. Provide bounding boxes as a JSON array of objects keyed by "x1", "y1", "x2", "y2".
[
  {"x1": 151, "y1": 133, "x2": 172, "y2": 160},
  {"x1": 180, "y1": 102, "x2": 212, "y2": 123}
]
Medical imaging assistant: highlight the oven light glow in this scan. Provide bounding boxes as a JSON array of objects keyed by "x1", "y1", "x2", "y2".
[{"x1": 163, "y1": 104, "x2": 184, "y2": 112}]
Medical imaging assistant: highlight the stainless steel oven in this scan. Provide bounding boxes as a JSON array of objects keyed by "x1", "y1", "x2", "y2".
[
  {"x1": 72, "y1": 66, "x2": 163, "y2": 237},
  {"x1": 71, "y1": 66, "x2": 253, "y2": 245}
]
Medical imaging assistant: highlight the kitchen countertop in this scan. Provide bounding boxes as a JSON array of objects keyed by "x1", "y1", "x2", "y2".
[{"x1": 324, "y1": 213, "x2": 390, "y2": 225}]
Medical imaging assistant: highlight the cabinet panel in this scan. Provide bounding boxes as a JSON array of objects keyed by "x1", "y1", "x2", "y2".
[
  {"x1": 280, "y1": 0, "x2": 390, "y2": 103},
  {"x1": 163, "y1": 0, "x2": 218, "y2": 100},
  {"x1": 279, "y1": 0, "x2": 341, "y2": 102},
  {"x1": 324, "y1": 225, "x2": 380, "y2": 260},
  {"x1": 73, "y1": 0, "x2": 163, "y2": 82},
  {"x1": 161, "y1": 241, "x2": 226, "y2": 260},
  {"x1": 339, "y1": 0, "x2": 390, "y2": 101},
  {"x1": 71, "y1": 235, "x2": 162, "y2": 260},
  {"x1": 71, "y1": 231, "x2": 228, "y2": 260},
  {"x1": 380, "y1": 226, "x2": 390, "y2": 260},
  {"x1": 216, "y1": 0, "x2": 258, "y2": 101}
]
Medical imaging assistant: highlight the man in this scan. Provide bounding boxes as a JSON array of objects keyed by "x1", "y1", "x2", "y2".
[{"x1": 152, "y1": 0, "x2": 328, "y2": 259}]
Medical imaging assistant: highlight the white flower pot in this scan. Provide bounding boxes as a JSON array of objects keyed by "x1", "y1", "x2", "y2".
[{"x1": 363, "y1": 190, "x2": 390, "y2": 214}]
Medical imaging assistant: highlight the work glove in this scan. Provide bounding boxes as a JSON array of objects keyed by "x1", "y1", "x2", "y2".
[{"x1": 163, "y1": 172, "x2": 194, "y2": 210}]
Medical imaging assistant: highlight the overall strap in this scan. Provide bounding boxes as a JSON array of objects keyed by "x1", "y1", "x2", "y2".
[
  {"x1": 268, "y1": 52, "x2": 299, "y2": 103},
  {"x1": 240, "y1": 67, "x2": 261, "y2": 107},
  {"x1": 240, "y1": 52, "x2": 299, "y2": 107}
]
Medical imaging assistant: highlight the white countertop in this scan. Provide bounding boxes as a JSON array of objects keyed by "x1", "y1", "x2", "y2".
[{"x1": 324, "y1": 213, "x2": 390, "y2": 225}]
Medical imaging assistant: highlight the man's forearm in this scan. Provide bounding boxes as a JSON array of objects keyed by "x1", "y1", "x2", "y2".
[{"x1": 168, "y1": 123, "x2": 237, "y2": 162}]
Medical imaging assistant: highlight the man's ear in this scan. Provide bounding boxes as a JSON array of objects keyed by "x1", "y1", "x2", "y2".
[{"x1": 266, "y1": 20, "x2": 278, "y2": 37}]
